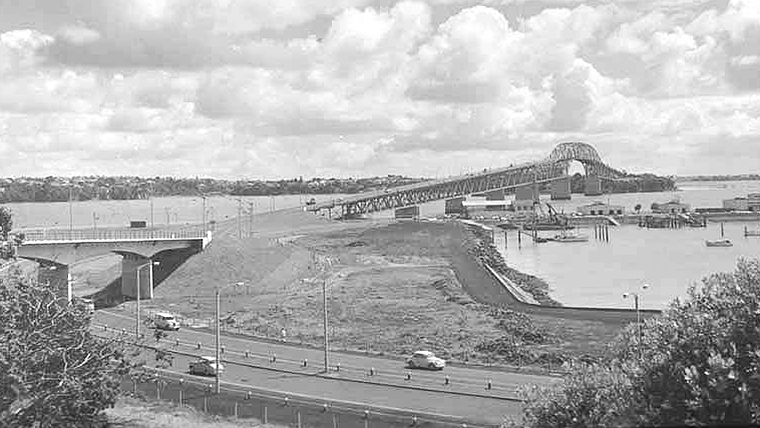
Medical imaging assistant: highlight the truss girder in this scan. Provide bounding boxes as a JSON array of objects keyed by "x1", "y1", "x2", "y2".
[{"x1": 310, "y1": 141, "x2": 628, "y2": 217}]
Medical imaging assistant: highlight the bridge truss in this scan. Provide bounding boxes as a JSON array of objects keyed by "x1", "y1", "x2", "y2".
[{"x1": 308, "y1": 142, "x2": 627, "y2": 218}]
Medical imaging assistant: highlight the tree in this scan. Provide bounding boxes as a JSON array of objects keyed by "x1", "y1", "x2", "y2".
[
  {"x1": 0, "y1": 269, "x2": 133, "y2": 427},
  {"x1": 634, "y1": 204, "x2": 642, "y2": 214},
  {"x1": 514, "y1": 259, "x2": 760, "y2": 428},
  {"x1": 0, "y1": 206, "x2": 11, "y2": 240}
]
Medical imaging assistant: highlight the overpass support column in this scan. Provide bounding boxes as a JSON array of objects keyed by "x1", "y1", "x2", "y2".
[
  {"x1": 38, "y1": 263, "x2": 72, "y2": 302},
  {"x1": 121, "y1": 254, "x2": 154, "y2": 300},
  {"x1": 551, "y1": 176, "x2": 572, "y2": 200},
  {"x1": 584, "y1": 175, "x2": 602, "y2": 196}
]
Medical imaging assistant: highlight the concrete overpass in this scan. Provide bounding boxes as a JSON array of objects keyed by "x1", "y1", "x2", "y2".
[
  {"x1": 307, "y1": 142, "x2": 628, "y2": 218},
  {"x1": 16, "y1": 228, "x2": 212, "y2": 302}
]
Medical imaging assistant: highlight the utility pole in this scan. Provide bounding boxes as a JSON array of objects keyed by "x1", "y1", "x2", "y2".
[
  {"x1": 248, "y1": 202, "x2": 254, "y2": 238},
  {"x1": 202, "y1": 196, "x2": 207, "y2": 232},
  {"x1": 215, "y1": 289, "x2": 221, "y2": 394},
  {"x1": 150, "y1": 184, "x2": 154, "y2": 228},
  {"x1": 237, "y1": 199, "x2": 242, "y2": 238},
  {"x1": 323, "y1": 276, "x2": 329, "y2": 373},
  {"x1": 68, "y1": 185, "x2": 73, "y2": 233}
]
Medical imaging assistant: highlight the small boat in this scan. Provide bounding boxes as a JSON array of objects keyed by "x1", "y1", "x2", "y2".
[
  {"x1": 705, "y1": 239, "x2": 733, "y2": 247},
  {"x1": 534, "y1": 236, "x2": 550, "y2": 243},
  {"x1": 552, "y1": 233, "x2": 589, "y2": 243},
  {"x1": 523, "y1": 223, "x2": 575, "y2": 231},
  {"x1": 496, "y1": 221, "x2": 519, "y2": 230}
]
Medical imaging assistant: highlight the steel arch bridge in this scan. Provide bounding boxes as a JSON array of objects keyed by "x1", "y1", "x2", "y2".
[{"x1": 307, "y1": 142, "x2": 627, "y2": 218}]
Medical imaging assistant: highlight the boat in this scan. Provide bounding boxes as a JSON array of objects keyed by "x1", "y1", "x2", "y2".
[
  {"x1": 534, "y1": 236, "x2": 551, "y2": 243},
  {"x1": 552, "y1": 233, "x2": 589, "y2": 243},
  {"x1": 523, "y1": 223, "x2": 575, "y2": 231},
  {"x1": 705, "y1": 239, "x2": 733, "y2": 247},
  {"x1": 496, "y1": 221, "x2": 519, "y2": 230}
]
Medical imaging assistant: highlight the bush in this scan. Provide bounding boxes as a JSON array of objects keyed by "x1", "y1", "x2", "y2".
[
  {"x1": 514, "y1": 259, "x2": 760, "y2": 427},
  {"x1": 0, "y1": 269, "x2": 134, "y2": 427}
]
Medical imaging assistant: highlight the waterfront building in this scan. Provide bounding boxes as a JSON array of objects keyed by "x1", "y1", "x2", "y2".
[
  {"x1": 653, "y1": 200, "x2": 690, "y2": 214},
  {"x1": 749, "y1": 193, "x2": 760, "y2": 211},
  {"x1": 722, "y1": 194, "x2": 760, "y2": 211},
  {"x1": 577, "y1": 201, "x2": 624, "y2": 216},
  {"x1": 512, "y1": 200, "x2": 536, "y2": 213},
  {"x1": 723, "y1": 197, "x2": 750, "y2": 211}
]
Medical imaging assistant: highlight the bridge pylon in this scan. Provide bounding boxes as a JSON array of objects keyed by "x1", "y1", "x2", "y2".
[
  {"x1": 550, "y1": 176, "x2": 572, "y2": 200},
  {"x1": 584, "y1": 175, "x2": 603, "y2": 196}
]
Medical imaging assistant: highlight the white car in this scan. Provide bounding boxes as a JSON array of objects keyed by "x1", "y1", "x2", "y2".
[
  {"x1": 153, "y1": 312, "x2": 180, "y2": 331},
  {"x1": 407, "y1": 351, "x2": 446, "y2": 370},
  {"x1": 189, "y1": 356, "x2": 224, "y2": 376}
]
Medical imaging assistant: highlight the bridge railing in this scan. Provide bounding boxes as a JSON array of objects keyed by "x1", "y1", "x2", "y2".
[{"x1": 20, "y1": 227, "x2": 207, "y2": 243}]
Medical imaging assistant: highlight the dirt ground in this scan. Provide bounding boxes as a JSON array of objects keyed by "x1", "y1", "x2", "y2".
[
  {"x1": 134, "y1": 212, "x2": 622, "y2": 366},
  {"x1": 77, "y1": 209, "x2": 624, "y2": 367}
]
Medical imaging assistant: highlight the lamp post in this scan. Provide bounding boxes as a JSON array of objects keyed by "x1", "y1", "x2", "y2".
[
  {"x1": 215, "y1": 281, "x2": 245, "y2": 394},
  {"x1": 623, "y1": 283, "x2": 649, "y2": 359},
  {"x1": 136, "y1": 261, "x2": 159, "y2": 339}
]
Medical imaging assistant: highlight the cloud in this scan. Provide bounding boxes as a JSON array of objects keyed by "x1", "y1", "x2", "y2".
[{"x1": 1, "y1": 0, "x2": 760, "y2": 179}]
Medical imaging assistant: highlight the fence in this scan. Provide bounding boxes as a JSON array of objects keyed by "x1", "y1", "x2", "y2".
[
  {"x1": 20, "y1": 227, "x2": 207, "y2": 242},
  {"x1": 96, "y1": 322, "x2": 524, "y2": 400},
  {"x1": 125, "y1": 368, "x2": 495, "y2": 428}
]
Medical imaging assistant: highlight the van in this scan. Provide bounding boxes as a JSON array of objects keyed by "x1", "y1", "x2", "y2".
[{"x1": 153, "y1": 312, "x2": 180, "y2": 331}]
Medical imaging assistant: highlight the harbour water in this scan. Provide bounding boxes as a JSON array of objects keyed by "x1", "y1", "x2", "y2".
[
  {"x1": 6, "y1": 193, "x2": 347, "y2": 230},
  {"x1": 4, "y1": 180, "x2": 760, "y2": 309},
  {"x1": 489, "y1": 180, "x2": 760, "y2": 310}
]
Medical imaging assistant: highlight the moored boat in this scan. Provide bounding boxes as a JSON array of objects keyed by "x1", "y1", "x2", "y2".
[
  {"x1": 552, "y1": 233, "x2": 589, "y2": 243},
  {"x1": 705, "y1": 239, "x2": 733, "y2": 247}
]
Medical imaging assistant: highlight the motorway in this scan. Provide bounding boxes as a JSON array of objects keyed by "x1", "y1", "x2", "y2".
[{"x1": 95, "y1": 309, "x2": 560, "y2": 425}]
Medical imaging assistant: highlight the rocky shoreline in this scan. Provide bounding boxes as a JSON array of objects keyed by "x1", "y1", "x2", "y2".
[{"x1": 463, "y1": 223, "x2": 562, "y2": 306}]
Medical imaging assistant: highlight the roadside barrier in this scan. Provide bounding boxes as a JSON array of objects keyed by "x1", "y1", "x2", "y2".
[
  {"x1": 93, "y1": 322, "x2": 546, "y2": 400},
  {"x1": 124, "y1": 367, "x2": 497, "y2": 428}
]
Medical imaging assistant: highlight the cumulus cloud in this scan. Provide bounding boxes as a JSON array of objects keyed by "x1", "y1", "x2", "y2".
[{"x1": 1, "y1": 0, "x2": 759, "y2": 177}]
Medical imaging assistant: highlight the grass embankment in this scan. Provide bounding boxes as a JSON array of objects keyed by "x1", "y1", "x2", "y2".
[
  {"x1": 135, "y1": 212, "x2": 623, "y2": 368},
  {"x1": 106, "y1": 396, "x2": 283, "y2": 428}
]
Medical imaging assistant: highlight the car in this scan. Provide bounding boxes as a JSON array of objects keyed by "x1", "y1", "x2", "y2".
[
  {"x1": 153, "y1": 312, "x2": 180, "y2": 331},
  {"x1": 407, "y1": 351, "x2": 446, "y2": 370},
  {"x1": 189, "y1": 356, "x2": 224, "y2": 376}
]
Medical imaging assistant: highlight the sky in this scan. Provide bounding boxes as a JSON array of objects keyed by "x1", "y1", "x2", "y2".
[{"x1": 0, "y1": 0, "x2": 758, "y2": 179}]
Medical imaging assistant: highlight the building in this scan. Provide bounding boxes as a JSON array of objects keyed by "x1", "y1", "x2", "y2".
[
  {"x1": 749, "y1": 193, "x2": 760, "y2": 211},
  {"x1": 723, "y1": 194, "x2": 760, "y2": 211},
  {"x1": 512, "y1": 200, "x2": 536, "y2": 213},
  {"x1": 577, "y1": 202, "x2": 624, "y2": 216},
  {"x1": 723, "y1": 197, "x2": 749, "y2": 211},
  {"x1": 653, "y1": 200, "x2": 690, "y2": 214}
]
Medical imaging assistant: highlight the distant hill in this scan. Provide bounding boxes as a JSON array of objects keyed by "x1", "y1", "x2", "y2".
[
  {"x1": 0, "y1": 175, "x2": 427, "y2": 203},
  {"x1": 675, "y1": 174, "x2": 760, "y2": 182}
]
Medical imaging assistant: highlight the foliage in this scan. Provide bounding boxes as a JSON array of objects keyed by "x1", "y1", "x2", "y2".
[
  {"x1": 515, "y1": 259, "x2": 760, "y2": 427},
  {"x1": 568, "y1": 172, "x2": 676, "y2": 194},
  {"x1": 634, "y1": 204, "x2": 642, "y2": 213},
  {"x1": 0, "y1": 175, "x2": 427, "y2": 203},
  {"x1": 507, "y1": 363, "x2": 637, "y2": 428},
  {"x1": 0, "y1": 206, "x2": 11, "y2": 240},
  {"x1": 0, "y1": 269, "x2": 134, "y2": 427}
]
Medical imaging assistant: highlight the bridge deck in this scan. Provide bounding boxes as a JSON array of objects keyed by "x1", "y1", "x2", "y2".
[{"x1": 19, "y1": 228, "x2": 208, "y2": 243}]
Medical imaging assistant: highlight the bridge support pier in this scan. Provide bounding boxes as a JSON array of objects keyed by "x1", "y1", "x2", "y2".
[
  {"x1": 121, "y1": 254, "x2": 154, "y2": 300},
  {"x1": 38, "y1": 263, "x2": 72, "y2": 303},
  {"x1": 584, "y1": 175, "x2": 602, "y2": 196},
  {"x1": 550, "y1": 177, "x2": 571, "y2": 200},
  {"x1": 485, "y1": 189, "x2": 506, "y2": 210},
  {"x1": 515, "y1": 183, "x2": 539, "y2": 201},
  {"x1": 445, "y1": 197, "x2": 466, "y2": 215}
]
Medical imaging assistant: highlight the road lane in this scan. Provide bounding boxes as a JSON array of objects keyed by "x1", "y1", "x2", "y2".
[
  {"x1": 113, "y1": 336, "x2": 523, "y2": 425},
  {"x1": 96, "y1": 309, "x2": 560, "y2": 397}
]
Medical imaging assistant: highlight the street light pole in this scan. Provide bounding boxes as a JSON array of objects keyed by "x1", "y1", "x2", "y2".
[
  {"x1": 323, "y1": 277, "x2": 329, "y2": 373},
  {"x1": 215, "y1": 288, "x2": 221, "y2": 394},
  {"x1": 623, "y1": 283, "x2": 649, "y2": 359}
]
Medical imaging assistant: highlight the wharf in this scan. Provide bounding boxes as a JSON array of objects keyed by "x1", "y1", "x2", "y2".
[{"x1": 701, "y1": 211, "x2": 760, "y2": 222}]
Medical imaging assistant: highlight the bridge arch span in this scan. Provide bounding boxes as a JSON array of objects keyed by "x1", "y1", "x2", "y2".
[{"x1": 546, "y1": 142, "x2": 602, "y2": 164}]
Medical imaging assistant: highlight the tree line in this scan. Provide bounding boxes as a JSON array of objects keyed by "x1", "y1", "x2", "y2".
[{"x1": 0, "y1": 175, "x2": 426, "y2": 203}]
